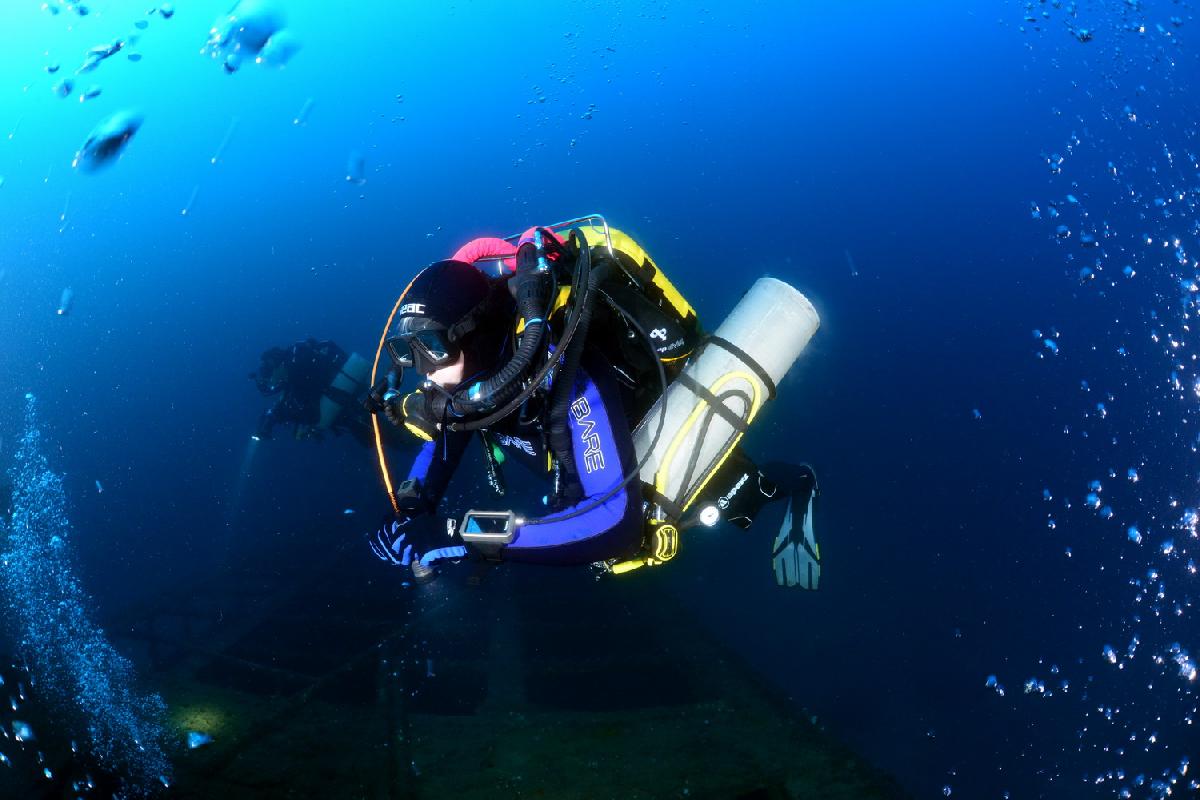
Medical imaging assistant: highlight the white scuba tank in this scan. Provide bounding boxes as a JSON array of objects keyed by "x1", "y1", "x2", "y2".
[
  {"x1": 317, "y1": 352, "x2": 370, "y2": 430},
  {"x1": 632, "y1": 277, "x2": 820, "y2": 521}
]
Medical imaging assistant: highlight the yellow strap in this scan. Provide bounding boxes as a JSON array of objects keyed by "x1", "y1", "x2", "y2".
[{"x1": 654, "y1": 370, "x2": 763, "y2": 513}]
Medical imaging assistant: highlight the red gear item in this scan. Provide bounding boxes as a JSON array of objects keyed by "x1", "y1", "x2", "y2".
[
  {"x1": 453, "y1": 227, "x2": 568, "y2": 275},
  {"x1": 452, "y1": 237, "x2": 518, "y2": 273}
]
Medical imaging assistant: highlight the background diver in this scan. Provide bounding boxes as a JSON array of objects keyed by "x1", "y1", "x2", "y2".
[
  {"x1": 365, "y1": 220, "x2": 822, "y2": 588},
  {"x1": 251, "y1": 338, "x2": 374, "y2": 446}
]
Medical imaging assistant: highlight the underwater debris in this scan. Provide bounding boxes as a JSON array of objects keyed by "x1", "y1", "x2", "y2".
[
  {"x1": 257, "y1": 28, "x2": 301, "y2": 67},
  {"x1": 293, "y1": 96, "x2": 314, "y2": 126},
  {"x1": 12, "y1": 721, "x2": 35, "y2": 742},
  {"x1": 204, "y1": 0, "x2": 297, "y2": 74},
  {"x1": 78, "y1": 39, "x2": 125, "y2": 74},
  {"x1": 185, "y1": 731, "x2": 213, "y2": 750},
  {"x1": 56, "y1": 287, "x2": 73, "y2": 316},
  {"x1": 346, "y1": 150, "x2": 365, "y2": 184},
  {"x1": 0, "y1": 394, "x2": 173, "y2": 793},
  {"x1": 40, "y1": 0, "x2": 89, "y2": 16},
  {"x1": 72, "y1": 110, "x2": 143, "y2": 172},
  {"x1": 181, "y1": 185, "x2": 199, "y2": 216},
  {"x1": 210, "y1": 117, "x2": 239, "y2": 165}
]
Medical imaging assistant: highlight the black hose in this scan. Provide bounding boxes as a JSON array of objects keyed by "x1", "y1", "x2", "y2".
[
  {"x1": 444, "y1": 229, "x2": 591, "y2": 433},
  {"x1": 445, "y1": 245, "x2": 553, "y2": 417},
  {"x1": 545, "y1": 234, "x2": 601, "y2": 502},
  {"x1": 522, "y1": 292, "x2": 671, "y2": 527}
]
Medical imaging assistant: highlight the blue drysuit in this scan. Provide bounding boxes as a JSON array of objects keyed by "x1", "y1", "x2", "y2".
[{"x1": 403, "y1": 353, "x2": 644, "y2": 565}]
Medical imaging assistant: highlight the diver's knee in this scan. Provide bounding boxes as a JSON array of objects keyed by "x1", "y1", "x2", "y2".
[{"x1": 760, "y1": 461, "x2": 817, "y2": 497}]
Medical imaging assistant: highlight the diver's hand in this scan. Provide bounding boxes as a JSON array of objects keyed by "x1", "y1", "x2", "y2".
[
  {"x1": 368, "y1": 514, "x2": 468, "y2": 572},
  {"x1": 382, "y1": 392, "x2": 405, "y2": 428},
  {"x1": 382, "y1": 390, "x2": 441, "y2": 441},
  {"x1": 368, "y1": 514, "x2": 417, "y2": 566}
]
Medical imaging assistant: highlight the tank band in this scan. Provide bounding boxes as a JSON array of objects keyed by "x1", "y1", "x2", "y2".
[
  {"x1": 676, "y1": 372, "x2": 751, "y2": 433},
  {"x1": 642, "y1": 482, "x2": 685, "y2": 522},
  {"x1": 323, "y1": 385, "x2": 356, "y2": 407},
  {"x1": 702, "y1": 335, "x2": 778, "y2": 401}
]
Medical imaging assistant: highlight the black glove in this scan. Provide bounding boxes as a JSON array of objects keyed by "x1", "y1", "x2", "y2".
[
  {"x1": 382, "y1": 392, "x2": 405, "y2": 428},
  {"x1": 367, "y1": 513, "x2": 468, "y2": 570},
  {"x1": 384, "y1": 391, "x2": 440, "y2": 441},
  {"x1": 368, "y1": 513, "x2": 418, "y2": 566},
  {"x1": 365, "y1": 367, "x2": 403, "y2": 416}
]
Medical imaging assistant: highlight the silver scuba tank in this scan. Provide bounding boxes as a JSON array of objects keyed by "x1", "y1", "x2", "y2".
[{"x1": 632, "y1": 277, "x2": 820, "y2": 522}]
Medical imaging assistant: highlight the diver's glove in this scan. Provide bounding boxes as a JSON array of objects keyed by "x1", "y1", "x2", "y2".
[
  {"x1": 381, "y1": 391, "x2": 405, "y2": 428},
  {"x1": 368, "y1": 514, "x2": 417, "y2": 566},
  {"x1": 368, "y1": 514, "x2": 467, "y2": 576},
  {"x1": 382, "y1": 391, "x2": 441, "y2": 442}
]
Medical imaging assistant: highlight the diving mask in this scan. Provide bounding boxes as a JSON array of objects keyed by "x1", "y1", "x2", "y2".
[{"x1": 385, "y1": 327, "x2": 459, "y2": 375}]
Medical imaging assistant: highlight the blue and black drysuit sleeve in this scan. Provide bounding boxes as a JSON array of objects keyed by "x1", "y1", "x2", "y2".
[
  {"x1": 504, "y1": 358, "x2": 644, "y2": 565},
  {"x1": 403, "y1": 428, "x2": 472, "y2": 514},
  {"x1": 402, "y1": 358, "x2": 643, "y2": 565}
]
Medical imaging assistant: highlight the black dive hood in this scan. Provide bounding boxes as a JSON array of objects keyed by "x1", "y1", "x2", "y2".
[{"x1": 417, "y1": 227, "x2": 599, "y2": 434}]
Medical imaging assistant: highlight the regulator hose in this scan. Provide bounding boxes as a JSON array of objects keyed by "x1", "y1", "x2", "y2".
[
  {"x1": 545, "y1": 233, "x2": 604, "y2": 502},
  {"x1": 415, "y1": 233, "x2": 557, "y2": 427},
  {"x1": 448, "y1": 249, "x2": 553, "y2": 416},
  {"x1": 440, "y1": 228, "x2": 592, "y2": 433}
]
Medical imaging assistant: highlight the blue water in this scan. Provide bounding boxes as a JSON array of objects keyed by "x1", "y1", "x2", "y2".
[{"x1": 1, "y1": 1, "x2": 1197, "y2": 798}]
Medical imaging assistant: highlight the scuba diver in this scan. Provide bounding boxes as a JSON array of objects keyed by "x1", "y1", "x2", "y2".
[
  {"x1": 251, "y1": 338, "x2": 374, "y2": 446},
  {"x1": 364, "y1": 217, "x2": 822, "y2": 588}
]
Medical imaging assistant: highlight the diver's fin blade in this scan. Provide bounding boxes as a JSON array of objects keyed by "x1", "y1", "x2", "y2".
[{"x1": 771, "y1": 494, "x2": 820, "y2": 590}]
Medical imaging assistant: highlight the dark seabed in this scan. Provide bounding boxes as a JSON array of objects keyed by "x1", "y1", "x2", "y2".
[{"x1": 0, "y1": 1, "x2": 1197, "y2": 798}]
